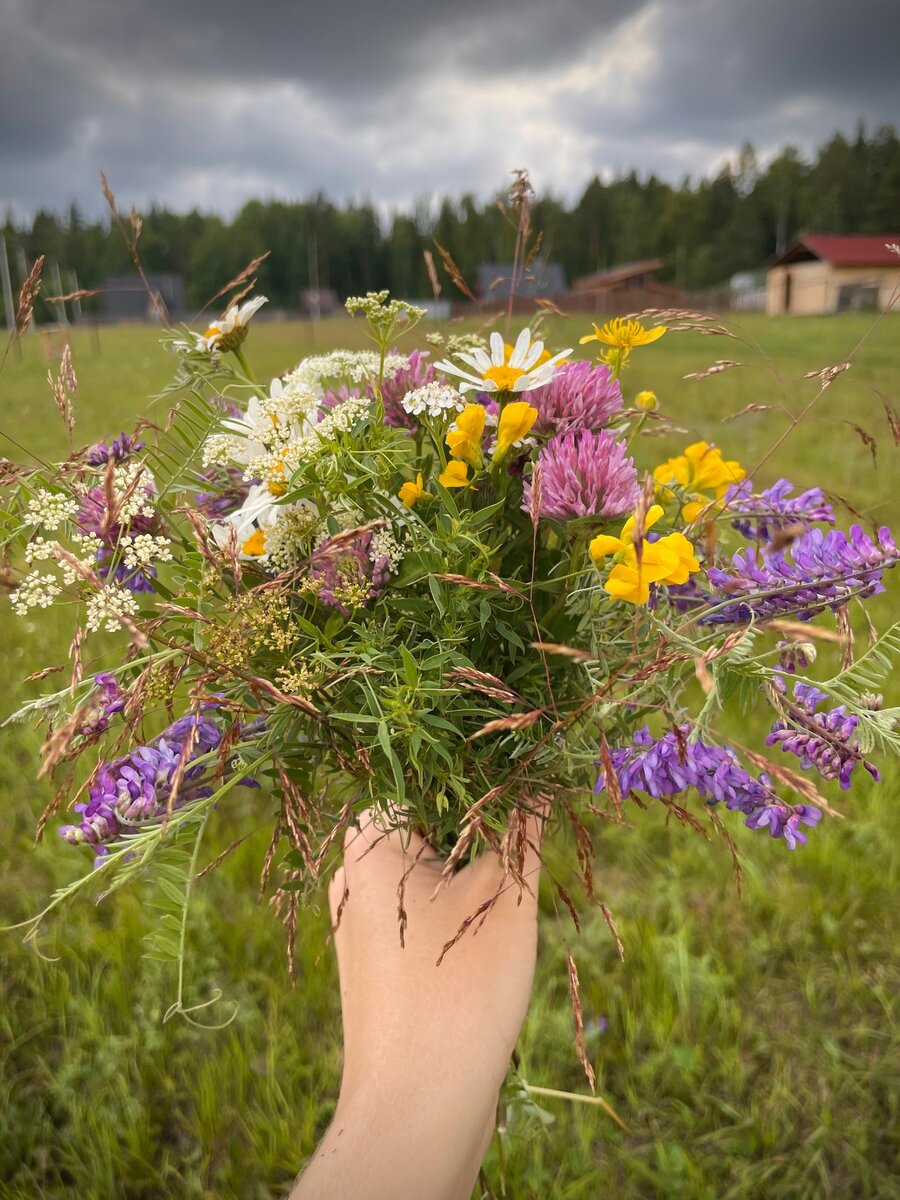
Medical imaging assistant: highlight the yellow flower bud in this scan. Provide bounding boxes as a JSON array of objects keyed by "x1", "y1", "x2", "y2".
[{"x1": 635, "y1": 390, "x2": 657, "y2": 411}]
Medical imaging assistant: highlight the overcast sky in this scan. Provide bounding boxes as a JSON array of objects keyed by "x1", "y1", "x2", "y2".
[{"x1": 2, "y1": 0, "x2": 898, "y2": 220}]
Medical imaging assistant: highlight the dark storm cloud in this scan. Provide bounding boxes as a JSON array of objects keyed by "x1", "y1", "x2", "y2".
[{"x1": 1, "y1": 0, "x2": 897, "y2": 218}]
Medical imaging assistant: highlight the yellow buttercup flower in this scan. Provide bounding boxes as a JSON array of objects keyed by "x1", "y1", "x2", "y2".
[
  {"x1": 398, "y1": 472, "x2": 428, "y2": 508},
  {"x1": 635, "y1": 390, "x2": 658, "y2": 411},
  {"x1": 438, "y1": 460, "x2": 470, "y2": 489},
  {"x1": 494, "y1": 401, "x2": 538, "y2": 460},
  {"x1": 580, "y1": 318, "x2": 666, "y2": 352},
  {"x1": 446, "y1": 404, "x2": 486, "y2": 465}
]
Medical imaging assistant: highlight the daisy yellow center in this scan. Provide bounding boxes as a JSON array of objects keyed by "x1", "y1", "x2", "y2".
[
  {"x1": 204, "y1": 324, "x2": 221, "y2": 339},
  {"x1": 483, "y1": 365, "x2": 525, "y2": 391},
  {"x1": 242, "y1": 528, "x2": 267, "y2": 556}
]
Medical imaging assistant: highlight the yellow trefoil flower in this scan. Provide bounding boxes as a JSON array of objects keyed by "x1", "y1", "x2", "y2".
[
  {"x1": 494, "y1": 401, "x2": 538, "y2": 460},
  {"x1": 635, "y1": 390, "x2": 658, "y2": 411},
  {"x1": 580, "y1": 318, "x2": 666, "y2": 352},
  {"x1": 590, "y1": 505, "x2": 701, "y2": 605},
  {"x1": 446, "y1": 404, "x2": 485, "y2": 466},
  {"x1": 438, "y1": 460, "x2": 470, "y2": 489},
  {"x1": 398, "y1": 472, "x2": 429, "y2": 508},
  {"x1": 653, "y1": 440, "x2": 746, "y2": 521},
  {"x1": 589, "y1": 504, "x2": 665, "y2": 564}
]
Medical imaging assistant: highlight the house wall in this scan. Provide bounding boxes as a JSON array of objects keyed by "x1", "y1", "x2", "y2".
[{"x1": 767, "y1": 262, "x2": 900, "y2": 315}]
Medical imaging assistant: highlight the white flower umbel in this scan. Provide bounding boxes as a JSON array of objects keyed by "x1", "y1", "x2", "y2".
[
  {"x1": 85, "y1": 585, "x2": 139, "y2": 633},
  {"x1": 202, "y1": 376, "x2": 319, "y2": 475},
  {"x1": 195, "y1": 296, "x2": 268, "y2": 354},
  {"x1": 121, "y1": 535, "x2": 173, "y2": 570},
  {"x1": 434, "y1": 328, "x2": 570, "y2": 395},
  {"x1": 10, "y1": 570, "x2": 62, "y2": 615},
  {"x1": 285, "y1": 350, "x2": 409, "y2": 395},
  {"x1": 401, "y1": 381, "x2": 465, "y2": 420},
  {"x1": 24, "y1": 490, "x2": 79, "y2": 532}
]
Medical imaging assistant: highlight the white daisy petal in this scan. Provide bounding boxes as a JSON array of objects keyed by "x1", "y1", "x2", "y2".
[
  {"x1": 509, "y1": 327, "x2": 531, "y2": 368},
  {"x1": 521, "y1": 340, "x2": 545, "y2": 370},
  {"x1": 489, "y1": 332, "x2": 505, "y2": 365}
]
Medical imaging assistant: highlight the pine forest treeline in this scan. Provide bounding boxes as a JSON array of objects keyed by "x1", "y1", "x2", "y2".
[{"x1": 3, "y1": 125, "x2": 898, "y2": 315}]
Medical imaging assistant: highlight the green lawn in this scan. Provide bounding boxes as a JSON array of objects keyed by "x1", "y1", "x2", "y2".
[{"x1": 0, "y1": 313, "x2": 898, "y2": 1199}]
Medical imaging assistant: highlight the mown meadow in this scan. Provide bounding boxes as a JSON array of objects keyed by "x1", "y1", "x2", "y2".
[{"x1": 1, "y1": 312, "x2": 898, "y2": 1199}]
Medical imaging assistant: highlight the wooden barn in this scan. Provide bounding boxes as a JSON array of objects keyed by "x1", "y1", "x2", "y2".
[{"x1": 766, "y1": 235, "x2": 900, "y2": 315}]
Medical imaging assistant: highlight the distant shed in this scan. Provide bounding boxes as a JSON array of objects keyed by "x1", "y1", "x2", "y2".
[
  {"x1": 104, "y1": 273, "x2": 186, "y2": 322},
  {"x1": 475, "y1": 261, "x2": 567, "y2": 301},
  {"x1": 766, "y1": 235, "x2": 900, "y2": 315}
]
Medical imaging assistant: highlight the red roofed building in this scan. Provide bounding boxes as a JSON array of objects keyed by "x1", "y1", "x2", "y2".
[{"x1": 766, "y1": 234, "x2": 900, "y2": 315}]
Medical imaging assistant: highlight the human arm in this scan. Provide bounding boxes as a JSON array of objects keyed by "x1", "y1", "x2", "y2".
[{"x1": 292, "y1": 808, "x2": 543, "y2": 1200}]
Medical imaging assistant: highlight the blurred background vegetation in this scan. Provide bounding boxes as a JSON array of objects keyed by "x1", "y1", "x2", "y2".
[
  {"x1": 1, "y1": 312, "x2": 898, "y2": 1199},
  {"x1": 2, "y1": 124, "x2": 899, "y2": 315}
]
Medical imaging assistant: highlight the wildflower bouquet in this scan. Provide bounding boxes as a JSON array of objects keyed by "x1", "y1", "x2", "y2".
[{"x1": 3, "y1": 288, "x2": 898, "y2": 987}]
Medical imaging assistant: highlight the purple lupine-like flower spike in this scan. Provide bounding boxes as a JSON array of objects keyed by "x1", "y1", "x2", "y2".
[
  {"x1": 86, "y1": 433, "x2": 146, "y2": 466},
  {"x1": 766, "y1": 679, "x2": 880, "y2": 790},
  {"x1": 596, "y1": 724, "x2": 823, "y2": 848},
  {"x1": 529, "y1": 360, "x2": 623, "y2": 435},
  {"x1": 726, "y1": 478, "x2": 835, "y2": 541},
  {"x1": 59, "y1": 712, "x2": 252, "y2": 864},
  {"x1": 701, "y1": 524, "x2": 898, "y2": 623},
  {"x1": 523, "y1": 429, "x2": 639, "y2": 521}
]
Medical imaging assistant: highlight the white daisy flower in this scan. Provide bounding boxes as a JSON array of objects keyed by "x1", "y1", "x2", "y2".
[
  {"x1": 210, "y1": 483, "x2": 282, "y2": 560},
  {"x1": 196, "y1": 295, "x2": 268, "y2": 354},
  {"x1": 434, "y1": 328, "x2": 571, "y2": 395}
]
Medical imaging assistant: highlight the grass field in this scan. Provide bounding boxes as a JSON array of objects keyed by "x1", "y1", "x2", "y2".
[{"x1": 1, "y1": 312, "x2": 898, "y2": 1199}]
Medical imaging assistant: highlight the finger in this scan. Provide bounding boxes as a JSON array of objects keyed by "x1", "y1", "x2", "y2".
[
  {"x1": 328, "y1": 864, "x2": 347, "y2": 925},
  {"x1": 468, "y1": 804, "x2": 548, "y2": 900}
]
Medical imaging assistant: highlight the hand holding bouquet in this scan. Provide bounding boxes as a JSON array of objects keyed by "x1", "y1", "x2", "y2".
[{"x1": 3, "y1": 288, "x2": 897, "y2": 998}]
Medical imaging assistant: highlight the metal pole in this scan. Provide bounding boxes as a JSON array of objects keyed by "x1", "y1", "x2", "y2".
[
  {"x1": 68, "y1": 270, "x2": 83, "y2": 322},
  {"x1": 51, "y1": 262, "x2": 68, "y2": 326},
  {"x1": 0, "y1": 236, "x2": 15, "y2": 335}
]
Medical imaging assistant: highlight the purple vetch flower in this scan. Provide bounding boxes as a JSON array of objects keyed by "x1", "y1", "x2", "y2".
[
  {"x1": 596, "y1": 724, "x2": 823, "y2": 848},
  {"x1": 529, "y1": 360, "x2": 623, "y2": 435},
  {"x1": 86, "y1": 433, "x2": 146, "y2": 466},
  {"x1": 725, "y1": 478, "x2": 835, "y2": 541},
  {"x1": 59, "y1": 712, "x2": 254, "y2": 863},
  {"x1": 308, "y1": 530, "x2": 392, "y2": 616},
  {"x1": 766, "y1": 679, "x2": 880, "y2": 790},
  {"x1": 523, "y1": 429, "x2": 639, "y2": 521},
  {"x1": 195, "y1": 466, "x2": 255, "y2": 519},
  {"x1": 701, "y1": 524, "x2": 898, "y2": 624},
  {"x1": 380, "y1": 349, "x2": 436, "y2": 428},
  {"x1": 77, "y1": 672, "x2": 127, "y2": 737}
]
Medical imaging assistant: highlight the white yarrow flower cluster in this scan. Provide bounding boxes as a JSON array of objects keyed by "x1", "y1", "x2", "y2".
[
  {"x1": 370, "y1": 525, "x2": 406, "y2": 574},
  {"x1": 121, "y1": 535, "x2": 173, "y2": 570},
  {"x1": 105, "y1": 461, "x2": 156, "y2": 522},
  {"x1": 400, "y1": 381, "x2": 465, "y2": 420},
  {"x1": 285, "y1": 350, "x2": 409, "y2": 394},
  {"x1": 85, "y1": 585, "x2": 139, "y2": 633},
  {"x1": 25, "y1": 490, "x2": 79, "y2": 532},
  {"x1": 11, "y1": 570, "x2": 62, "y2": 615}
]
